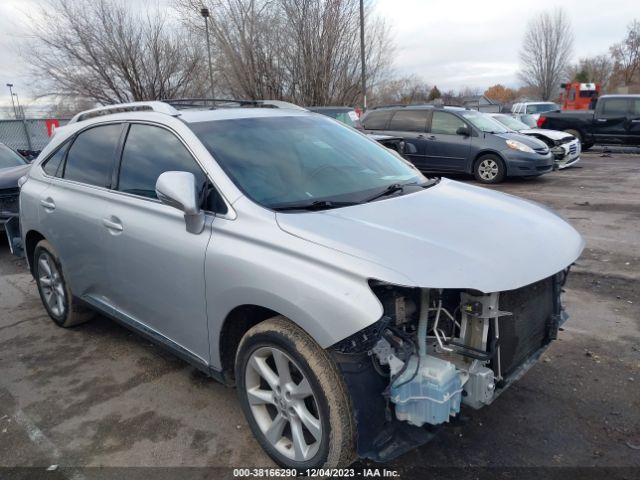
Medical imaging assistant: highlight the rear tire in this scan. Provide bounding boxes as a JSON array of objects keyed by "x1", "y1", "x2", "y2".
[
  {"x1": 235, "y1": 316, "x2": 356, "y2": 469},
  {"x1": 33, "y1": 240, "x2": 93, "y2": 328},
  {"x1": 474, "y1": 154, "x2": 506, "y2": 184},
  {"x1": 564, "y1": 129, "x2": 591, "y2": 150}
]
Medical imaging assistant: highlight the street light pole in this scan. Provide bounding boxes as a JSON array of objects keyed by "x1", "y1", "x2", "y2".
[
  {"x1": 359, "y1": 0, "x2": 367, "y2": 111},
  {"x1": 200, "y1": 7, "x2": 215, "y2": 100},
  {"x1": 6, "y1": 83, "x2": 17, "y2": 119}
]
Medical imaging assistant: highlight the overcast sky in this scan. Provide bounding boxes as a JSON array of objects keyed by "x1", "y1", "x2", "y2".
[{"x1": 0, "y1": 0, "x2": 636, "y2": 109}]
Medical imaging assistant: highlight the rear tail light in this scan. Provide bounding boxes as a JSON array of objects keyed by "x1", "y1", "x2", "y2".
[{"x1": 537, "y1": 116, "x2": 546, "y2": 128}]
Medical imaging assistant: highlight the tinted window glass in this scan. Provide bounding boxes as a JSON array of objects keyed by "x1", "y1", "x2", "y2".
[
  {"x1": 42, "y1": 143, "x2": 68, "y2": 177},
  {"x1": 118, "y1": 124, "x2": 208, "y2": 201},
  {"x1": 362, "y1": 110, "x2": 393, "y2": 130},
  {"x1": 601, "y1": 98, "x2": 628, "y2": 116},
  {"x1": 388, "y1": 110, "x2": 428, "y2": 132},
  {"x1": 64, "y1": 124, "x2": 122, "y2": 187},
  {"x1": 632, "y1": 99, "x2": 640, "y2": 116},
  {"x1": 431, "y1": 111, "x2": 467, "y2": 135}
]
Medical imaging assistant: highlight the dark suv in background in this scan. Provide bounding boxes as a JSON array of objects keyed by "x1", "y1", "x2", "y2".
[{"x1": 361, "y1": 105, "x2": 554, "y2": 183}]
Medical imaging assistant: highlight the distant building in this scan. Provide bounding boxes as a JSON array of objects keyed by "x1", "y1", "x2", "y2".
[{"x1": 461, "y1": 95, "x2": 501, "y2": 113}]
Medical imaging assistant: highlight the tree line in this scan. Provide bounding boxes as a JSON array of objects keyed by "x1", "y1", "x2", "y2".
[{"x1": 24, "y1": 1, "x2": 640, "y2": 114}]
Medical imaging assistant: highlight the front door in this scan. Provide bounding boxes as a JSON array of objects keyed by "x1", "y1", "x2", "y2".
[
  {"x1": 424, "y1": 111, "x2": 472, "y2": 172},
  {"x1": 105, "y1": 123, "x2": 214, "y2": 363}
]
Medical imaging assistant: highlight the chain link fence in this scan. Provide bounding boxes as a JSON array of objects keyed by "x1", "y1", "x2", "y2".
[{"x1": 0, "y1": 119, "x2": 70, "y2": 151}]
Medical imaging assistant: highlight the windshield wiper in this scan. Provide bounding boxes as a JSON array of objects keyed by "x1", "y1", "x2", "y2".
[
  {"x1": 362, "y1": 179, "x2": 438, "y2": 204},
  {"x1": 272, "y1": 200, "x2": 358, "y2": 212}
]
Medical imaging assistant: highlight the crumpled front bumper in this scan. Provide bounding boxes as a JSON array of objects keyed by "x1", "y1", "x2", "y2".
[{"x1": 551, "y1": 138, "x2": 581, "y2": 169}]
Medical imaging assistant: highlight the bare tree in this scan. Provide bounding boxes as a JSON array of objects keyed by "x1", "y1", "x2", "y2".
[
  {"x1": 369, "y1": 75, "x2": 431, "y2": 106},
  {"x1": 566, "y1": 54, "x2": 614, "y2": 91},
  {"x1": 175, "y1": 0, "x2": 393, "y2": 106},
  {"x1": 518, "y1": 9, "x2": 573, "y2": 101},
  {"x1": 610, "y1": 19, "x2": 640, "y2": 87},
  {"x1": 24, "y1": 0, "x2": 209, "y2": 105}
]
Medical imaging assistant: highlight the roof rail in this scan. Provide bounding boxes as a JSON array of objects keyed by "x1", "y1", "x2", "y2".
[
  {"x1": 69, "y1": 101, "x2": 179, "y2": 124},
  {"x1": 164, "y1": 98, "x2": 262, "y2": 109}
]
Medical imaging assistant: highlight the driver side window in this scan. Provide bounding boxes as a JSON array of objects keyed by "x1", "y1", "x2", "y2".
[{"x1": 431, "y1": 112, "x2": 466, "y2": 135}]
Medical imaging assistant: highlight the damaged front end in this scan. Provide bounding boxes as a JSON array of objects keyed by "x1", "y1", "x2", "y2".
[{"x1": 330, "y1": 271, "x2": 569, "y2": 461}]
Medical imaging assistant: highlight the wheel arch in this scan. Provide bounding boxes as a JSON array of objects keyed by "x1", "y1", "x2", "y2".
[
  {"x1": 24, "y1": 230, "x2": 46, "y2": 276},
  {"x1": 218, "y1": 304, "x2": 281, "y2": 385},
  {"x1": 471, "y1": 149, "x2": 506, "y2": 173}
]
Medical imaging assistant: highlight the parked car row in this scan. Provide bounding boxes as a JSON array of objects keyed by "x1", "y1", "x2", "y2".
[{"x1": 13, "y1": 99, "x2": 583, "y2": 470}]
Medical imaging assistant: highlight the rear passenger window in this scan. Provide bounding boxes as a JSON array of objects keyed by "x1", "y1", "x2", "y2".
[
  {"x1": 362, "y1": 110, "x2": 393, "y2": 130},
  {"x1": 631, "y1": 99, "x2": 640, "y2": 117},
  {"x1": 431, "y1": 112, "x2": 466, "y2": 135},
  {"x1": 117, "y1": 124, "x2": 208, "y2": 202},
  {"x1": 63, "y1": 124, "x2": 122, "y2": 187},
  {"x1": 388, "y1": 110, "x2": 428, "y2": 132},
  {"x1": 41, "y1": 142, "x2": 68, "y2": 177}
]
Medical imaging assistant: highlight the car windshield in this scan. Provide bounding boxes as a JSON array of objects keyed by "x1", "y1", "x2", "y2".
[
  {"x1": 191, "y1": 115, "x2": 426, "y2": 210},
  {"x1": 0, "y1": 144, "x2": 27, "y2": 169},
  {"x1": 491, "y1": 115, "x2": 530, "y2": 131},
  {"x1": 460, "y1": 111, "x2": 509, "y2": 134},
  {"x1": 525, "y1": 103, "x2": 559, "y2": 114}
]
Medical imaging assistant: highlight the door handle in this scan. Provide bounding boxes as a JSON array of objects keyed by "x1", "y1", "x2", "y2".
[
  {"x1": 102, "y1": 217, "x2": 123, "y2": 232},
  {"x1": 40, "y1": 198, "x2": 55, "y2": 211},
  {"x1": 595, "y1": 118, "x2": 607, "y2": 122},
  {"x1": 631, "y1": 119, "x2": 640, "y2": 123}
]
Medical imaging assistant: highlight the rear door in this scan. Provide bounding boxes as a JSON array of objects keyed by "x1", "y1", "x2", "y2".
[
  {"x1": 592, "y1": 97, "x2": 630, "y2": 144},
  {"x1": 423, "y1": 111, "x2": 472, "y2": 172},
  {"x1": 384, "y1": 110, "x2": 430, "y2": 170},
  {"x1": 38, "y1": 123, "x2": 124, "y2": 302}
]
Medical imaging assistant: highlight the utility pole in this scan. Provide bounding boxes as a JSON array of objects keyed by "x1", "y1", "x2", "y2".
[
  {"x1": 13, "y1": 93, "x2": 23, "y2": 119},
  {"x1": 359, "y1": 0, "x2": 367, "y2": 111},
  {"x1": 201, "y1": 7, "x2": 215, "y2": 100},
  {"x1": 6, "y1": 83, "x2": 17, "y2": 119}
]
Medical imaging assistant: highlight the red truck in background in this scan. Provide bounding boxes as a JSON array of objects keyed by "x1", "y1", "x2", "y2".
[{"x1": 560, "y1": 82, "x2": 601, "y2": 110}]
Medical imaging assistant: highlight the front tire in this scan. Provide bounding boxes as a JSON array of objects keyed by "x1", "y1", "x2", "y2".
[
  {"x1": 235, "y1": 316, "x2": 356, "y2": 469},
  {"x1": 474, "y1": 154, "x2": 506, "y2": 184},
  {"x1": 33, "y1": 240, "x2": 93, "y2": 327}
]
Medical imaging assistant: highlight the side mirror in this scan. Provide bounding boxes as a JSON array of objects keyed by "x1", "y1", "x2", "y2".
[
  {"x1": 156, "y1": 171, "x2": 205, "y2": 234},
  {"x1": 456, "y1": 126, "x2": 471, "y2": 136}
]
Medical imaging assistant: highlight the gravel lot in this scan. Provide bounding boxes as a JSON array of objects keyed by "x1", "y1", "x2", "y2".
[{"x1": 0, "y1": 150, "x2": 639, "y2": 479}]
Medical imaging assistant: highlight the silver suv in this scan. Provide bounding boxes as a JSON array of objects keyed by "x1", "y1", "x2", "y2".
[{"x1": 19, "y1": 101, "x2": 584, "y2": 469}]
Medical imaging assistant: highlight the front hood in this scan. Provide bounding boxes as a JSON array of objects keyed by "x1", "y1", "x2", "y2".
[
  {"x1": 520, "y1": 128, "x2": 574, "y2": 141},
  {"x1": 0, "y1": 164, "x2": 31, "y2": 189},
  {"x1": 495, "y1": 132, "x2": 548, "y2": 150},
  {"x1": 276, "y1": 178, "x2": 584, "y2": 293}
]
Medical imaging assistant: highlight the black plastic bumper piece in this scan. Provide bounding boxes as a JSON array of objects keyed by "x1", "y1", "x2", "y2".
[{"x1": 331, "y1": 350, "x2": 438, "y2": 462}]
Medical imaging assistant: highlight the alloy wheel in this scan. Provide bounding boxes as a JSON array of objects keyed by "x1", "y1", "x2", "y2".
[
  {"x1": 37, "y1": 252, "x2": 66, "y2": 317},
  {"x1": 478, "y1": 158, "x2": 499, "y2": 181},
  {"x1": 244, "y1": 346, "x2": 322, "y2": 462}
]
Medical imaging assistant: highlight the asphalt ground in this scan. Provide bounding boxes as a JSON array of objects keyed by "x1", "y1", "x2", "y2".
[{"x1": 0, "y1": 149, "x2": 638, "y2": 479}]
